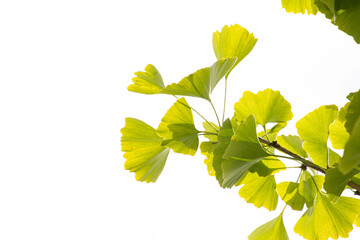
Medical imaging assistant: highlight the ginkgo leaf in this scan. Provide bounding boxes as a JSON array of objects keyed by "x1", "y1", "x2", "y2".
[
  {"x1": 296, "y1": 105, "x2": 338, "y2": 168},
  {"x1": 234, "y1": 89, "x2": 293, "y2": 127},
  {"x1": 157, "y1": 97, "x2": 199, "y2": 155},
  {"x1": 128, "y1": 64, "x2": 165, "y2": 94},
  {"x1": 277, "y1": 182, "x2": 306, "y2": 211},
  {"x1": 282, "y1": 0, "x2": 318, "y2": 15},
  {"x1": 336, "y1": 5, "x2": 360, "y2": 44},
  {"x1": 294, "y1": 193, "x2": 360, "y2": 240},
  {"x1": 248, "y1": 212, "x2": 289, "y2": 240},
  {"x1": 238, "y1": 172, "x2": 278, "y2": 211},
  {"x1": 299, "y1": 171, "x2": 325, "y2": 208},
  {"x1": 212, "y1": 119, "x2": 234, "y2": 186},
  {"x1": 202, "y1": 121, "x2": 219, "y2": 142},
  {"x1": 200, "y1": 141, "x2": 216, "y2": 176},
  {"x1": 276, "y1": 135, "x2": 308, "y2": 159},
  {"x1": 324, "y1": 167, "x2": 358, "y2": 198},
  {"x1": 222, "y1": 115, "x2": 270, "y2": 188},
  {"x1": 249, "y1": 157, "x2": 286, "y2": 177},
  {"x1": 329, "y1": 119, "x2": 350, "y2": 149},
  {"x1": 160, "y1": 58, "x2": 236, "y2": 101},
  {"x1": 340, "y1": 117, "x2": 360, "y2": 174},
  {"x1": 345, "y1": 89, "x2": 360, "y2": 133},
  {"x1": 121, "y1": 118, "x2": 170, "y2": 183},
  {"x1": 212, "y1": 24, "x2": 257, "y2": 78}
]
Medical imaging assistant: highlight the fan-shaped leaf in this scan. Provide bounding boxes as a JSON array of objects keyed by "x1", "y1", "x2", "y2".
[
  {"x1": 213, "y1": 24, "x2": 257, "y2": 78},
  {"x1": 294, "y1": 194, "x2": 360, "y2": 240},
  {"x1": 282, "y1": 0, "x2": 318, "y2": 14},
  {"x1": 277, "y1": 182, "x2": 306, "y2": 211},
  {"x1": 160, "y1": 58, "x2": 236, "y2": 100},
  {"x1": 336, "y1": 5, "x2": 360, "y2": 44},
  {"x1": 296, "y1": 105, "x2": 338, "y2": 168},
  {"x1": 234, "y1": 89, "x2": 293, "y2": 127},
  {"x1": 345, "y1": 89, "x2": 360, "y2": 133},
  {"x1": 121, "y1": 118, "x2": 170, "y2": 183},
  {"x1": 248, "y1": 212, "x2": 289, "y2": 240},
  {"x1": 157, "y1": 98, "x2": 199, "y2": 155},
  {"x1": 340, "y1": 117, "x2": 360, "y2": 173},
  {"x1": 128, "y1": 64, "x2": 165, "y2": 94},
  {"x1": 238, "y1": 172, "x2": 278, "y2": 211},
  {"x1": 324, "y1": 167, "x2": 358, "y2": 198},
  {"x1": 299, "y1": 171, "x2": 325, "y2": 207}
]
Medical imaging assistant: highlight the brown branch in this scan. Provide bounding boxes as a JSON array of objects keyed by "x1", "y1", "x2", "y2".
[{"x1": 258, "y1": 137, "x2": 360, "y2": 193}]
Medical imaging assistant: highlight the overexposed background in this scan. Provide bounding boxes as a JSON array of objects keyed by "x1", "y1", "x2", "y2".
[{"x1": 0, "y1": 0, "x2": 359, "y2": 239}]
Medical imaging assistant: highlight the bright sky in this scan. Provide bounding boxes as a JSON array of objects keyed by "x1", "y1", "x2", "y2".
[{"x1": 0, "y1": 0, "x2": 360, "y2": 239}]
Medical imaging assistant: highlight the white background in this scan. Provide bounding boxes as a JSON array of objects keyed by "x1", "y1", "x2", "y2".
[{"x1": 0, "y1": 0, "x2": 360, "y2": 239}]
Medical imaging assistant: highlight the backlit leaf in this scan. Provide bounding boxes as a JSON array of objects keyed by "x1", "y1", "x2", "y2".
[
  {"x1": 238, "y1": 172, "x2": 278, "y2": 211},
  {"x1": 329, "y1": 119, "x2": 350, "y2": 149},
  {"x1": 345, "y1": 89, "x2": 360, "y2": 133},
  {"x1": 249, "y1": 157, "x2": 286, "y2": 177},
  {"x1": 282, "y1": 0, "x2": 318, "y2": 15},
  {"x1": 234, "y1": 89, "x2": 293, "y2": 127},
  {"x1": 336, "y1": 5, "x2": 360, "y2": 44},
  {"x1": 299, "y1": 171, "x2": 325, "y2": 207},
  {"x1": 294, "y1": 193, "x2": 360, "y2": 240},
  {"x1": 160, "y1": 58, "x2": 236, "y2": 101},
  {"x1": 277, "y1": 182, "x2": 306, "y2": 211},
  {"x1": 324, "y1": 167, "x2": 358, "y2": 198},
  {"x1": 248, "y1": 212, "x2": 289, "y2": 240},
  {"x1": 296, "y1": 105, "x2": 338, "y2": 168},
  {"x1": 212, "y1": 24, "x2": 257, "y2": 78},
  {"x1": 200, "y1": 141, "x2": 216, "y2": 176},
  {"x1": 340, "y1": 117, "x2": 360, "y2": 173},
  {"x1": 157, "y1": 98, "x2": 199, "y2": 155},
  {"x1": 276, "y1": 135, "x2": 308, "y2": 159},
  {"x1": 128, "y1": 64, "x2": 165, "y2": 94},
  {"x1": 121, "y1": 118, "x2": 170, "y2": 183}
]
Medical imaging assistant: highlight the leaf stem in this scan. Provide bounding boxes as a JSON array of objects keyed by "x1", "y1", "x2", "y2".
[
  {"x1": 210, "y1": 100, "x2": 221, "y2": 127},
  {"x1": 222, "y1": 77, "x2": 228, "y2": 124}
]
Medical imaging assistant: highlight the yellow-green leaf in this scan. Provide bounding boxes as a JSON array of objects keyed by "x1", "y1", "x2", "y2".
[
  {"x1": 128, "y1": 64, "x2": 165, "y2": 94},
  {"x1": 276, "y1": 135, "x2": 308, "y2": 159},
  {"x1": 277, "y1": 182, "x2": 306, "y2": 211},
  {"x1": 212, "y1": 24, "x2": 257, "y2": 78},
  {"x1": 294, "y1": 194, "x2": 360, "y2": 240},
  {"x1": 296, "y1": 105, "x2": 338, "y2": 168},
  {"x1": 298, "y1": 171, "x2": 325, "y2": 207},
  {"x1": 248, "y1": 212, "x2": 289, "y2": 240},
  {"x1": 121, "y1": 118, "x2": 170, "y2": 183},
  {"x1": 234, "y1": 89, "x2": 293, "y2": 127},
  {"x1": 157, "y1": 98, "x2": 199, "y2": 155},
  {"x1": 238, "y1": 172, "x2": 278, "y2": 211},
  {"x1": 340, "y1": 117, "x2": 360, "y2": 174},
  {"x1": 282, "y1": 0, "x2": 318, "y2": 15}
]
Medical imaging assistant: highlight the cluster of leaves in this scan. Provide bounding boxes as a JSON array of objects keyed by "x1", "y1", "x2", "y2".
[
  {"x1": 281, "y1": 0, "x2": 360, "y2": 43},
  {"x1": 121, "y1": 24, "x2": 360, "y2": 239}
]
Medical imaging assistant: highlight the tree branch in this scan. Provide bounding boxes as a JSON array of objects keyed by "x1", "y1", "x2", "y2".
[{"x1": 258, "y1": 137, "x2": 360, "y2": 193}]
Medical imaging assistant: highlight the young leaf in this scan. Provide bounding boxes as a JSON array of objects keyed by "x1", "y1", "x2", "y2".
[
  {"x1": 298, "y1": 171, "x2": 325, "y2": 208},
  {"x1": 340, "y1": 117, "x2": 360, "y2": 173},
  {"x1": 277, "y1": 182, "x2": 306, "y2": 211},
  {"x1": 296, "y1": 105, "x2": 338, "y2": 168},
  {"x1": 238, "y1": 172, "x2": 278, "y2": 211},
  {"x1": 160, "y1": 58, "x2": 236, "y2": 101},
  {"x1": 248, "y1": 212, "x2": 289, "y2": 240},
  {"x1": 282, "y1": 0, "x2": 318, "y2": 15},
  {"x1": 200, "y1": 141, "x2": 216, "y2": 176},
  {"x1": 202, "y1": 121, "x2": 219, "y2": 142},
  {"x1": 212, "y1": 119, "x2": 234, "y2": 186},
  {"x1": 212, "y1": 24, "x2": 257, "y2": 78},
  {"x1": 157, "y1": 97, "x2": 199, "y2": 155},
  {"x1": 294, "y1": 193, "x2": 360, "y2": 240},
  {"x1": 276, "y1": 135, "x2": 308, "y2": 159},
  {"x1": 249, "y1": 157, "x2": 286, "y2": 177},
  {"x1": 329, "y1": 119, "x2": 350, "y2": 149},
  {"x1": 128, "y1": 64, "x2": 165, "y2": 94},
  {"x1": 121, "y1": 118, "x2": 170, "y2": 183},
  {"x1": 234, "y1": 89, "x2": 293, "y2": 128}
]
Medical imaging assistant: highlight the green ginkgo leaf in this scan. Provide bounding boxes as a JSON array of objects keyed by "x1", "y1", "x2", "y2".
[
  {"x1": 234, "y1": 89, "x2": 293, "y2": 128},
  {"x1": 213, "y1": 119, "x2": 234, "y2": 186},
  {"x1": 336, "y1": 5, "x2": 360, "y2": 44},
  {"x1": 121, "y1": 118, "x2": 170, "y2": 183},
  {"x1": 324, "y1": 167, "x2": 358, "y2": 198},
  {"x1": 202, "y1": 121, "x2": 219, "y2": 142},
  {"x1": 212, "y1": 24, "x2": 257, "y2": 78},
  {"x1": 345, "y1": 89, "x2": 360, "y2": 133},
  {"x1": 282, "y1": 0, "x2": 319, "y2": 15},
  {"x1": 296, "y1": 105, "x2": 338, "y2": 168},
  {"x1": 200, "y1": 141, "x2": 216, "y2": 176},
  {"x1": 238, "y1": 172, "x2": 278, "y2": 211},
  {"x1": 128, "y1": 64, "x2": 165, "y2": 94},
  {"x1": 277, "y1": 182, "x2": 306, "y2": 211},
  {"x1": 248, "y1": 212, "x2": 289, "y2": 240},
  {"x1": 249, "y1": 157, "x2": 286, "y2": 177},
  {"x1": 160, "y1": 58, "x2": 237, "y2": 101},
  {"x1": 340, "y1": 117, "x2": 360, "y2": 174},
  {"x1": 276, "y1": 135, "x2": 308, "y2": 159},
  {"x1": 294, "y1": 193, "x2": 360, "y2": 240},
  {"x1": 329, "y1": 119, "x2": 350, "y2": 149},
  {"x1": 157, "y1": 97, "x2": 199, "y2": 155},
  {"x1": 299, "y1": 171, "x2": 325, "y2": 208},
  {"x1": 222, "y1": 115, "x2": 270, "y2": 188}
]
